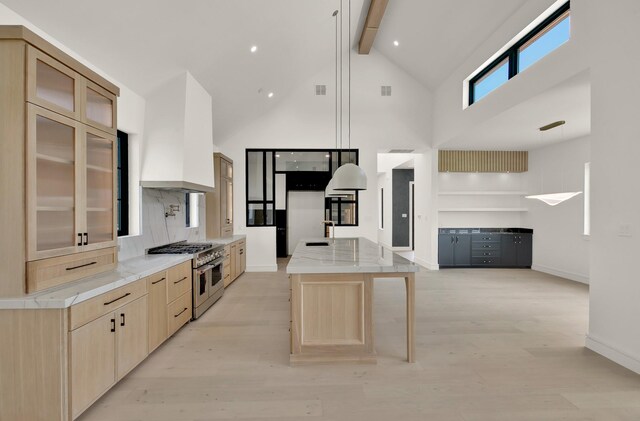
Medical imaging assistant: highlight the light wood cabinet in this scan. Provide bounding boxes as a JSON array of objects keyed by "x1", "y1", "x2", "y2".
[
  {"x1": 116, "y1": 296, "x2": 148, "y2": 380},
  {"x1": 205, "y1": 153, "x2": 234, "y2": 238},
  {"x1": 168, "y1": 290, "x2": 192, "y2": 337},
  {"x1": 147, "y1": 271, "x2": 168, "y2": 353},
  {"x1": 70, "y1": 311, "x2": 116, "y2": 419},
  {"x1": 167, "y1": 261, "x2": 191, "y2": 303},
  {"x1": 223, "y1": 239, "x2": 246, "y2": 288},
  {"x1": 0, "y1": 27, "x2": 120, "y2": 297}
]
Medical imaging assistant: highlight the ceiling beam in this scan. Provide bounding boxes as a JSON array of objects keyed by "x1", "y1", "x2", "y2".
[{"x1": 358, "y1": 0, "x2": 389, "y2": 54}]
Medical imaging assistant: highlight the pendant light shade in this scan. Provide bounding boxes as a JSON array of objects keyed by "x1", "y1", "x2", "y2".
[
  {"x1": 325, "y1": 177, "x2": 350, "y2": 197},
  {"x1": 525, "y1": 192, "x2": 582, "y2": 206},
  {"x1": 332, "y1": 163, "x2": 367, "y2": 190}
]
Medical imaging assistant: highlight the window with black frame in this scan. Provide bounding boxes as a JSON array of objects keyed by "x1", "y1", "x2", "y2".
[
  {"x1": 246, "y1": 149, "x2": 359, "y2": 227},
  {"x1": 469, "y1": 1, "x2": 570, "y2": 105},
  {"x1": 116, "y1": 130, "x2": 129, "y2": 237}
]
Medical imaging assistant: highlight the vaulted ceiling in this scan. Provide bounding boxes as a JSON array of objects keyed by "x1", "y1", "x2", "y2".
[{"x1": 1, "y1": 0, "x2": 569, "y2": 143}]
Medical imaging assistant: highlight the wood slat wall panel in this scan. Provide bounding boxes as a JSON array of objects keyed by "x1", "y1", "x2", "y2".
[{"x1": 438, "y1": 150, "x2": 528, "y2": 173}]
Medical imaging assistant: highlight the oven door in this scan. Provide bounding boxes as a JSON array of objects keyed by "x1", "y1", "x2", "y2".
[
  {"x1": 209, "y1": 259, "x2": 224, "y2": 298},
  {"x1": 193, "y1": 264, "x2": 213, "y2": 309}
]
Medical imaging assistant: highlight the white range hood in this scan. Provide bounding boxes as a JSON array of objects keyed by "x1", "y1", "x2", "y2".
[{"x1": 140, "y1": 71, "x2": 214, "y2": 193}]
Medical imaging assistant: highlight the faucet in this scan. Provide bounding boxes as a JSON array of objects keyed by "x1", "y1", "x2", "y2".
[{"x1": 322, "y1": 220, "x2": 336, "y2": 242}]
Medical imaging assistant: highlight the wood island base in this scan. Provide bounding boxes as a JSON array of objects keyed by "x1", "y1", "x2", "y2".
[{"x1": 289, "y1": 272, "x2": 415, "y2": 365}]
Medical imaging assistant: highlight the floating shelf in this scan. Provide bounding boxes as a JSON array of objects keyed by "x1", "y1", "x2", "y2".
[
  {"x1": 438, "y1": 208, "x2": 529, "y2": 212},
  {"x1": 438, "y1": 191, "x2": 528, "y2": 196}
]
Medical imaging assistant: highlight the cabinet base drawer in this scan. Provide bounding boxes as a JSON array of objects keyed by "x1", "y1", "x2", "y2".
[
  {"x1": 69, "y1": 278, "x2": 147, "y2": 330},
  {"x1": 27, "y1": 247, "x2": 117, "y2": 294},
  {"x1": 472, "y1": 250, "x2": 501, "y2": 258},
  {"x1": 168, "y1": 290, "x2": 191, "y2": 337},
  {"x1": 167, "y1": 261, "x2": 192, "y2": 303},
  {"x1": 471, "y1": 257, "x2": 501, "y2": 266}
]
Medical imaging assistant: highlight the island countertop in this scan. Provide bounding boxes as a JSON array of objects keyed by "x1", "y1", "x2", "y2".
[{"x1": 286, "y1": 237, "x2": 419, "y2": 274}]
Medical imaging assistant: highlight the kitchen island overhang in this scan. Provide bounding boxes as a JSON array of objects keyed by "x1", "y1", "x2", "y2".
[{"x1": 287, "y1": 237, "x2": 419, "y2": 365}]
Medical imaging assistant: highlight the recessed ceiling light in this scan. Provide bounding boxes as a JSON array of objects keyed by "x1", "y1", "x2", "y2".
[
  {"x1": 268, "y1": 92, "x2": 274, "y2": 98},
  {"x1": 250, "y1": 45, "x2": 258, "y2": 53},
  {"x1": 393, "y1": 40, "x2": 399, "y2": 47}
]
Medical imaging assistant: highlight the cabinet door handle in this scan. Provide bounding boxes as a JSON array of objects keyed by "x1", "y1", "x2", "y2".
[
  {"x1": 450, "y1": 237, "x2": 454, "y2": 244},
  {"x1": 77, "y1": 233, "x2": 83, "y2": 247},
  {"x1": 66, "y1": 261, "x2": 97, "y2": 271},
  {"x1": 174, "y1": 276, "x2": 188, "y2": 284},
  {"x1": 120, "y1": 313, "x2": 125, "y2": 327},
  {"x1": 455, "y1": 236, "x2": 459, "y2": 243},
  {"x1": 174, "y1": 307, "x2": 188, "y2": 318},
  {"x1": 103, "y1": 292, "x2": 131, "y2": 306},
  {"x1": 83, "y1": 232, "x2": 89, "y2": 246},
  {"x1": 151, "y1": 277, "x2": 166, "y2": 285},
  {"x1": 110, "y1": 318, "x2": 116, "y2": 332}
]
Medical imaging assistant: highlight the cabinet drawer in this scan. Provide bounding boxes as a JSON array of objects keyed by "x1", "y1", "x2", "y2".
[
  {"x1": 471, "y1": 242, "x2": 500, "y2": 251},
  {"x1": 27, "y1": 247, "x2": 117, "y2": 293},
  {"x1": 168, "y1": 290, "x2": 191, "y2": 337},
  {"x1": 69, "y1": 278, "x2": 147, "y2": 330},
  {"x1": 224, "y1": 245, "x2": 231, "y2": 259},
  {"x1": 472, "y1": 250, "x2": 500, "y2": 258},
  {"x1": 222, "y1": 226, "x2": 233, "y2": 237},
  {"x1": 472, "y1": 257, "x2": 501, "y2": 265},
  {"x1": 167, "y1": 261, "x2": 192, "y2": 303},
  {"x1": 472, "y1": 234, "x2": 500, "y2": 242}
]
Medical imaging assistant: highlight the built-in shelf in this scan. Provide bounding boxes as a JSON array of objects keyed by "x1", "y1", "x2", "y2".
[
  {"x1": 438, "y1": 208, "x2": 529, "y2": 212},
  {"x1": 438, "y1": 191, "x2": 528, "y2": 196},
  {"x1": 86, "y1": 164, "x2": 112, "y2": 173},
  {"x1": 36, "y1": 206, "x2": 74, "y2": 212},
  {"x1": 36, "y1": 153, "x2": 74, "y2": 165}
]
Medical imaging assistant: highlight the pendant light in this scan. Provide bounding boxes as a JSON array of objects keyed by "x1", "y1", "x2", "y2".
[
  {"x1": 525, "y1": 122, "x2": 581, "y2": 206},
  {"x1": 332, "y1": 0, "x2": 367, "y2": 191},
  {"x1": 326, "y1": 9, "x2": 350, "y2": 198}
]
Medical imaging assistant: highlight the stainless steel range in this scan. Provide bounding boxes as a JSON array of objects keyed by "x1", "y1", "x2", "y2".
[{"x1": 148, "y1": 241, "x2": 225, "y2": 319}]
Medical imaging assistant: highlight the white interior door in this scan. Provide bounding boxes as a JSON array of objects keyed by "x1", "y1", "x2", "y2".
[{"x1": 288, "y1": 191, "x2": 325, "y2": 255}]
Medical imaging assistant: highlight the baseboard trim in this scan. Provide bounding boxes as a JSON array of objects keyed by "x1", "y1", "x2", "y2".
[
  {"x1": 531, "y1": 264, "x2": 589, "y2": 284},
  {"x1": 586, "y1": 334, "x2": 640, "y2": 375},
  {"x1": 247, "y1": 265, "x2": 278, "y2": 272},
  {"x1": 415, "y1": 257, "x2": 439, "y2": 271}
]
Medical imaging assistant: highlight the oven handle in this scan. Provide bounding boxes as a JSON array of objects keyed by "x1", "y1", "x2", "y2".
[{"x1": 195, "y1": 263, "x2": 216, "y2": 275}]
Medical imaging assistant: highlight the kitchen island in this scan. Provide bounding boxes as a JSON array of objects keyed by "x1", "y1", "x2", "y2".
[{"x1": 287, "y1": 237, "x2": 418, "y2": 365}]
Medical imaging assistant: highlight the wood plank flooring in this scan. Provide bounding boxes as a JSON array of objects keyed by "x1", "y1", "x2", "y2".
[{"x1": 78, "y1": 261, "x2": 640, "y2": 421}]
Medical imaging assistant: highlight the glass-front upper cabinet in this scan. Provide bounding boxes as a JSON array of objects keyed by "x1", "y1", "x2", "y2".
[
  {"x1": 27, "y1": 104, "x2": 81, "y2": 260},
  {"x1": 82, "y1": 80, "x2": 117, "y2": 135},
  {"x1": 27, "y1": 46, "x2": 81, "y2": 120},
  {"x1": 83, "y1": 126, "x2": 116, "y2": 250}
]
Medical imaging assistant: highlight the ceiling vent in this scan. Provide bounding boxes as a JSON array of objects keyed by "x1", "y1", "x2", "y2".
[
  {"x1": 381, "y1": 86, "x2": 392, "y2": 96},
  {"x1": 315, "y1": 85, "x2": 327, "y2": 95},
  {"x1": 388, "y1": 149, "x2": 414, "y2": 153}
]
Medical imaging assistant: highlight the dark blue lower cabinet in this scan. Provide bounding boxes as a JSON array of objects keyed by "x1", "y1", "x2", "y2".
[{"x1": 439, "y1": 230, "x2": 532, "y2": 268}]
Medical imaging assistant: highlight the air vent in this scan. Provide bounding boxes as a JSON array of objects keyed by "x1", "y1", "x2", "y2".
[
  {"x1": 388, "y1": 149, "x2": 414, "y2": 153},
  {"x1": 381, "y1": 86, "x2": 392, "y2": 96},
  {"x1": 315, "y1": 85, "x2": 327, "y2": 96}
]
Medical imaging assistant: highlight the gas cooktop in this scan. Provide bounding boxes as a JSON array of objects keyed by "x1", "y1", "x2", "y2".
[{"x1": 148, "y1": 242, "x2": 214, "y2": 255}]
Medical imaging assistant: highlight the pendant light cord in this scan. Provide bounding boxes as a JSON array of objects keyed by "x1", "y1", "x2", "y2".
[
  {"x1": 339, "y1": 2, "x2": 343, "y2": 151},
  {"x1": 334, "y1": 10, "x2": 339, "y2": 151},
  {"x1": 348, "y1": 0, "x2": 352, "y2": 156}
]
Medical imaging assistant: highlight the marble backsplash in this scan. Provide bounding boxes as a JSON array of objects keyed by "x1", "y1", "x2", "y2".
[{"x1": 118, "y1": 188, "x2": 206, "y2": 261}]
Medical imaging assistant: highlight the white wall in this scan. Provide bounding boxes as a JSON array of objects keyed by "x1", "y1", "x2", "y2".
[
  {"x1": 524, "y1": 136, "x2": 590, "y2": 284},
  {"x1": 287, "y1": 191, "x2": 325, "y2": 255},
  {"x1": 217, "y1": 50, "x2": 432, "y2": 270},
  {"x1": 432, "y1": 0, "x2": 589, "y2": 148},
  {"x1": 585, "y1": 0, "x2": 640, "y2": 375},
  {"x1": 413, "y1": 151, "x2": 439, "y2": 270}
]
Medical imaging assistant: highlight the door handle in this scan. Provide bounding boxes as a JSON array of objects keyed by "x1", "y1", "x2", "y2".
[
  {"x1": 77, "y1": 233, "x2": 83, "y2": 247},
  {"x1": 120, "y1": 313, "x2": 125, "y2": 327},
  {"x1": 450, "y1": 237, "x2": 454, "y2": 244},
  {"x1": 455, "y1": 236, "x2": 459, "y2": 243},
  {"x1": 83, "y1": 233, "x2": 88, "y2": 246},
  {"x1": 151, "y1": 277, "x2": 166, "y2": 285},
  {"x1": 110, "y1": 318, "x2": 116, "y2": 333},
  {"x1": 174, "y1": 276, "x2": 188, "y2": 284}
]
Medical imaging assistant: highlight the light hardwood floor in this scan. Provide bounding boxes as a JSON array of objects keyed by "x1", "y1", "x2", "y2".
[{"x1": 78, "y1": 261, "x2": 640, "y2": 421}]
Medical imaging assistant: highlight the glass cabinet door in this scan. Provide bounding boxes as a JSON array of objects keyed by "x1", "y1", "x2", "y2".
[
  {"x1": 83, "y1": 127, "x2": 116, "y2": 250},
  {"x1": 83, "y1": 80, "x2": 116, "y2": 135},
  {"x1": 27, "y1": 105, "x2": 80, "y2": 260},
  {"x1": 27, "y1": 46, "x2": 80, "y2": 120}
]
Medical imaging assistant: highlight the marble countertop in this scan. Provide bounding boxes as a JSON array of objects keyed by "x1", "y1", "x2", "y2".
[
  {"x1": 0, "y1": 254, "x2": 192, "y2": 310},
  {"x1": 287, "y1": 237, "x2": 419, "y2": 274},
  {"x1": 206, "y1": 234, "x2": 246, "y2": 246}
]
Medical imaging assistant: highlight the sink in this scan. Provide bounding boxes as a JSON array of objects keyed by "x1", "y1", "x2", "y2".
[{"x1": 306, "y1": 242, "x2": 330, "y2": 247}]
